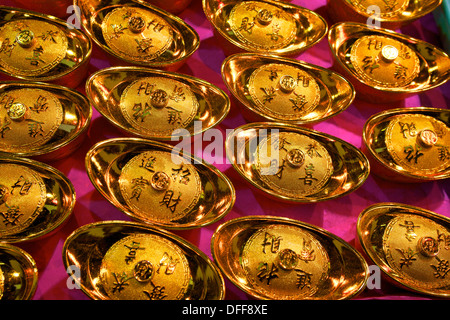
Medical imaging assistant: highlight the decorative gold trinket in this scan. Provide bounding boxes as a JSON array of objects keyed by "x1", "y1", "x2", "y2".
[
  {"x1": 363, "y1": 107, "x2": 450, "y2": 182},
  {"x1": 86, "y1": 67, "x2": 229, "y2": 140},
  {"x1": 0, "y1": 82, "x2": 91, "y2": 161},
  {"x1": 202, "y1": 0, "x2": 327, "y2": 56},
  {"x1": 0, "y1": 243, "x2": 38, "y2": 300},
  {"x1": 358, "y1": 203, "x2": 450, "y2": 297},
  {"x1": 328, "y1": 22, "x2": 450, "y2": 102},
  {"x1": 0, "y1": 155, "x2": 75, "y2": 243},
  {"x1": 86, "y1": 138, "x2": 235, "y2": 229},
  {"x1": 212, "y1": 216, "x2": 369, "y2": 300},
  {"x1": 225, "y1": 122, "x2": 369, "y2": 202},
  {"x1": 0, "y1": 6, "x2": 91, "y2": 88},
  {"x1": 63, "y1": 221, "x2": 225, "y2": 300},
  {"x1": 222, "y1": 53, "x2": 355, "y2": 125},
  {"x1": 75, "y1": 0, "x2": 199, "y2": 70},
  {"x1": 327, "y1": 0, "x2": 443, "y2": 30}
]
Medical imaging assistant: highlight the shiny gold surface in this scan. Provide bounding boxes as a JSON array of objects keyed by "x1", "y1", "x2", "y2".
[
  {"x1": 62, "y1": 221, "x2": 225, "y2": 300},
  {"x1": 328, "y1": 22, "x2": 450, "y2": 102},
  {"x1": 358, "y1": 203, "x2": 450, "y2": 297},
  {"x1": 222, "y1": 53, "x2": 355, "y2": 124},
  {"x1": 0, "y1": 82, "x2": 92, "y2": 161},
  {"x1": 225, "y1": 122, "x2": 370, "y2": 202},
  {"x1": 86, "y1": 67, "x2": 229, "y2": 140},
  {"x1": 0, "y1": 243, "x2": 38, "y2": 300},
  {"x1": 85, "y1": 138, "x2": 235, "y2": 229},
  {"x1": 363, "y1": 107, "x2": 450, "y2": 182},
  {"x1": 0, "y1": 6, "x2": 92, "y2": 87},
  {"x1": 212, "y1": 216, "x2": 369, "y2": 300},
  {"x1": 327, "y1": 0, "x2": 443, "y2": 29},
  {"x1": 202, "y1": 0, "x2": 327, "y2": 56},
  {"x1": 75, "y1": 0, "x2": 199, "y2": 70},
  {"x1": 0, "y1": 155, "x2": 75, "y2": 243}
]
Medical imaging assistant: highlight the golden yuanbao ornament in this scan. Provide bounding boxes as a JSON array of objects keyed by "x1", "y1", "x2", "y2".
[
  {"x1": 0, "y1": 6, "x2": 91, "y2": 87},
  {"x1": 0, "y1": 155, "x2": 75, "y2": 243},
  {"x1": 86, "y1": 67, "x2": 230, "y2": 140},
  {"x1": 63, "y1": 221, "x2": 225, "y2": 300},
  {"x1": 328, "y1": 22, "x2": 450, "y2": 102},
  {"x1": 75, "y1": 0, "x2": 199, "y2": 70},
  {"x1": 212, "y1": 216, "x2": 369, "y2": 300},
  {"x1": 85, "y1": 138, "x2": 235, "y2": 230},
  {"x1": 0, "y1": 82, "x2": 91, "y2": 161},
  {"x1": 358, "y1": 203, "x2": 450, "y2": 298},
  {"x1": 327, "y1": 0, "x2": 443, "y2": 30},
  {"x1": 363, "y1": 107, "x2": 450, "y2": 182},
  {"x1": 0, "y1": 243, "x2": 38, "y2": 300},
  {"x1": 225, "y1": 122, "x2": 370, "y2": 202},
  {"x1": 202, "y1": 0, "x2": 327, "y2": 56},
  {"x1": 222, "y1": 53, "x2": 355, "y2": 124}
]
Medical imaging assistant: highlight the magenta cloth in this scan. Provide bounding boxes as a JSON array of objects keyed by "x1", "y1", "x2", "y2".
[{"x1": 1, "y1": 0, "x2": 449, "y2": 300}]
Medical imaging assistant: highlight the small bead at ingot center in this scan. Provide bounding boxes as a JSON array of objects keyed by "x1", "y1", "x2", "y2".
[
  {"x1": 417, "y1": 236, "x2": 440, "y2": 257},
  {"x1": 7, "y1": 103, "x2": 28, "y2": 121},
  {"x1": 128, "y1": 15, "x2": 146, "y2": 33},
  {"x1": 381, "y1": 45, "x2": 399, "y2": 62},
  {"x1": 418, "y1": 129, "x2": 438, "y2": 147},
  {"x1": 15, "y1": 29, "x2": 35, "y2": 48},
  {"x1": 133, "y1": 260, "x2": 154, "y2": 282},
  {"x1": 256, "y1": 9, "x2": 273, "y2": 25},
  {"x1": 278, "y1": 75, "x2": 297, "y2": 93},
  {"x1": 286, "y1": 148, "x2": 305, "y2": 168},
  {"x1": 151, "y1": 171, "x2": 170, "y2": 191}
]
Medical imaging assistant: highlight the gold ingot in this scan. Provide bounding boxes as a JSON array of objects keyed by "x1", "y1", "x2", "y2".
[
  {"x1": 225, "y1": 122, "x2": 370, "y2": 202},
  {"x1": 0, "y1": 155, "x2": 75, "y2": 243},
  {"x1": 75, "y1": 0, "x2": 199, "y2": 70},
  {"x1": 357, "y1": 203, "x2": 450, "y2": 298},
  {"x1": 328, "y1": 22, "x2": 450, "y2": 102},
  {"x1": 327, "y1": 0, "x2": 443, "y2": 30},
  {"x1": 363, "y1": 107, "x2": 450, "y2": 182},
  {"x1": 0, "y1": 82, "x2": 92, "y2": 161},
  {"x1": 212, "y1": 216, "x2": 369, "y2": 300},
  {"x1": 222, "y1": 53, "x2": 355, "y2": 125},
  {"x1": 202, "y1": 0, "x2": 327, "y2": 56},
  {"x1": 0, "y1": 6, "x2": 92, "y2": 88},
  {"x1": 62, "y1": 221, "x2": 225, "y2": 300},
  {"x1": 86, "y1": 67, "x2": 229, "y2": 140},
  {"x1": 0, "y1": 243, "x2": 38, "y2": 300},
  {"x1": 85, "y1": 138, "x2": 235, "y2": 230}
]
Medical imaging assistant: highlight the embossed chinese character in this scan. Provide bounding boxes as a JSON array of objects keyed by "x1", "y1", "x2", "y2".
[
  {"x1": 437, "y1": 230, "x2": 450, "y2": 250},
  {"x1": 399, "y1": 220, "x2": 420, "y2": 241},
  {"x1": 367, "y1": 38, "x2": 383, "y2": 50},
  {"x1": 26, "y1": 45, "x2": 45, "y2": 66},
  {"x1": 157, "y1": 252, "x2": 179, "y2": 275},
  {"x1": 38, "y1": 30, "x2": 59, "y2": 43},
  {"x1": 139, "y1": 155, "x2": 156, "y2": 173},
  {"x1": 394, "y1": 63, "x2": 408, "y2": 80},
  {"x1": 296, "y1": 74, "x2": 310, "y2": 87},
  {"x1": 171, "y1": 165, "x2": 190, "y2": 185},
  {"x1": 111, "y1": 272, "x2": 132, "y2": 293},
  {"x1": 0, "y1": 38, "x2": 16, "y2": 57},
  {"x1": 137, "y1": 82, "x2": 155, "y2": 96},
  {"x1": 143, "y1": 286, "x2": 167, "y2": 300},
  {"x1": 266, "y1": 23, "x2": 283, "y2": 41},
  {"x1": 132, "y1": 102, "x2": 152, "y2": 122},
  {"x1": 27, "y1": 119, "x2": 44, "y2": 138},
  {"x1": 169, "y1": 85, "x2": 186, "y2": 103},
  {"x1": 147, "y1": 19, "x2": 165, "y2": 32},
  {"x1": 238, "y1": 17, "x2": 256, "y2": 34},
  {"x1": 289, "y1": 92, "x2": 308, "y2": 112},
  {"x1": 111, "y1": 24, "x2": 127, "y2": 39},
  {"x1": 404, "y1": 144, "x2": 424, "y2": 164},
  {"x1": 260, "y1": 87, "x2": 277, "y2": 104},
  {"x1": 0, "y1": 117, "x2": 11, "y2": 138},
  {"x1": 261, "y1": 232, "x2": 282, "y2": 254},
  {"x1": 362, "y1": 56, "x2": 380, "y2": 74},
  {"x1": 124, "y1": 241, "x2": 145, "y2": 265},
  {"x1": 135, "y1": 38, "x2": 153, "y2": 54},
  {"x1": 29, "y1": 95, "x2": 49, "y2": 113},
  {"x1": 0, "y1": 204, "x2": 22, "y2": 227},
  {"x1": 437, "y1": 144, "x2": 450, "y2": 162},
  {"x1": 398, "y1": 122, "x2": 417, "y2": 139},
  {"x1": 11, "y1": 176, "x2": 33, "y2": 195},
  {"x1": 431, "y1": 257, "x2": 450, "y2": 279},
  {"x1": 130, "y1": 177, "x2": 150, "y2": 201},
  {"x1": 160, "y1": 190, "x2": 182, "y2": 213},
  {"x1": 166, "y1": 107, "x2": 183, "y2": 125},
  {"x1": 265, "y1": 68, "x2": 281, "y2": 81},
  {"x1": 396, "y1": 247, "x2": 417, "y2": 268},
  {"x1": 295, "y1": 269, "x2": 312, "y2": 290},
  {"x1": 274, "y1": 159, "x2": 286, "y2": 179},
  {"x1": 298, "y1": 163, "x2": 318, "y2": 186},
  {"x1": 257, "y1": 262, "x2": 279, "y2": 285},
  {"x1": 305, "y1": 143, "x2": 322, "y2": 158},
  {"x1": 298, "y1": 239, "x2": 315, "y2": 262}
]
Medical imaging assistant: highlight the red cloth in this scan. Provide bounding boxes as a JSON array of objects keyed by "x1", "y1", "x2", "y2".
[{"x1": 1, "y1": 0, "x2": 449, "y2": 300}]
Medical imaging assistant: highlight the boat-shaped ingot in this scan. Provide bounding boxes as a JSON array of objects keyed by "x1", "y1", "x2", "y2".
[
  {"x1": 86, "y1": 67, "x2": 229, "y2": 140},
  {"x1": 327, "y1": 0, "x2": 443, "y2": 30},
  {"x1": 145, "y1": 0, "x2": 193, "y2": 14},
  {"x1": 358, "y1": 203, "x2": 450, "y2": 298},
  {"x1": 202, "y1": 0, "x2": 327, "y2": 56},
  {"x1": 85, "y1": 138, "x2": 235, "y2": 230},
  {"x1": 63, "y1": 221, "x2": 225, "y2": 300},
  {"x1": 0, "y1": 156, "x2": 75, "y2": 243},
  {"x1": 75, "y1": 0, "x2": 199, "y2": 70},
  {"x1": 225, "y1": 122, "x2": 370, "y2": 202},
  {"x1": 0, "y1": 243, "x2": 37, "y2": 300},
  {"x1": 222, "y1": 53, "x2": 355, "y2": 125},
  {"x1": 0, "y1": 82, "x2": 91, "y2": 161},
  {"x1": 212, "y1": 216, "x2": 369, "y2": 300},
  {"x1": 363, "y1": 107, "x2": 450, "y2": 182},
  {"x1": 328, "y1": 22, "x2": 450, "y2": 103},
  {"x1": 0, "y1": 6, "x2": 91, "y2": 88}
]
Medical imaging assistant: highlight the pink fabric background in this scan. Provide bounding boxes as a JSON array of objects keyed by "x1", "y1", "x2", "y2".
[{"x1": 1, "y1": 0, "x2": 449, "y2": 300}]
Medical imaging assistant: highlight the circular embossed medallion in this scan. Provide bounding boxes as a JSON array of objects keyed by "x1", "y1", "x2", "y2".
[
  {"x1": 119, "y1": 77, "x2": 198, "y2": 137},
  {"x1": 0, "y1": 164, "x2": 46, "y2": 237},
  {"x1": 102, "y1": 7, "x2": 173, "y2": 63},
  {"x1": 385, "y1": 114, "x2": 450, "y2": 174},
  {"x1": 350, "y1": 35, "x2": 420, "y2": 88},
  {"x1": 119, "y1": 151, "x2": 202, "y2": 224},
  {"x1": 255, "y1": 132, "x2": 333, "y2": 198},
  {"x1": 0, "y1": 88, "x2": 63, "y2": 153},
  {"x1": 350, "y1": 0, "x2": 409, "y2": 19},
  {"x1": 229, "y1": 1, "x2": 296, "y2": 51},
  {"x1": 383, "y1": 214, "x2": 450, "y2": 290},
  {"x1": 0, "y1": 19, "x2": 68, "y2": 77},
  {"x1": 242, "y1": 225, "x2": 329, "y2": 299},
  {"x1": 100, "y1": 234, "x2": 191, "y2": 300},
  {"x1": 248, "y1": 63, "x2": 320, "y2": 121}
]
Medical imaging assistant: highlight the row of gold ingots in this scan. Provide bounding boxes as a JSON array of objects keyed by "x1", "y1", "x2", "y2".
[{"x1": 0, "y1": 0, "x2": 448, "y2": 300}]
